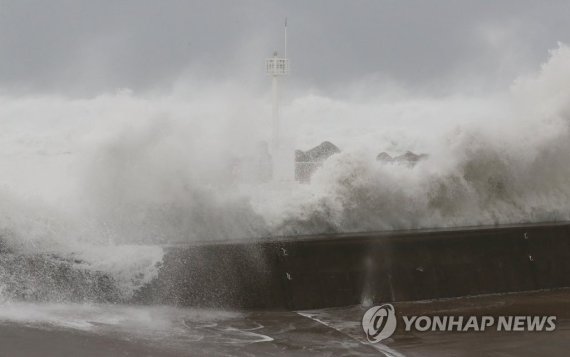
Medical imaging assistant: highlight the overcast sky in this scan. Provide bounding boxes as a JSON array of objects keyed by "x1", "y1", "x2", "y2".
[{"x1": 0, "y1": 0, "x2": 569, "y2": 96}]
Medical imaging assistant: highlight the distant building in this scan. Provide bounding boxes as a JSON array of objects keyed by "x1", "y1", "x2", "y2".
[
  {"x1": 295, "y1": 141, "x2": 341, "y2": 182},
  {"x1": 376, "y1": 151, "x2": 428, "y2": 166}
]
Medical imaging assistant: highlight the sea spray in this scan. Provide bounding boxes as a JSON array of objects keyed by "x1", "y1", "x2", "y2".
[{"x1": 0, "y1": 45, "x2": 570, "y2": 301}]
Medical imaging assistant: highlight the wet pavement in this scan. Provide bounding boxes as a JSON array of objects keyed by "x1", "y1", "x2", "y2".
[{"x1": 1, "y1": 289, "x2": 569, "y2": 356}]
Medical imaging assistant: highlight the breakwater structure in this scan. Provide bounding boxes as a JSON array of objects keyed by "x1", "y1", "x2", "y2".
[{"x1": 135, "y1": 221, "x2": 570, "y2": 310}]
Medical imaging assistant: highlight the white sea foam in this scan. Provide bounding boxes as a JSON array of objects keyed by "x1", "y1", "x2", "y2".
[
  {"x1": 0, "y1": 44, "x2": 569, "y2": 300},
  {"x1": 266, "y1": 44, "x2": 570, "y2": 234}
]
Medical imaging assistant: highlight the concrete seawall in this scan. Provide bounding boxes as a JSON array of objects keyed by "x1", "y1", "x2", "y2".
[{"x1": 136, "y1": 222, "x2": 570, "y2": 310}]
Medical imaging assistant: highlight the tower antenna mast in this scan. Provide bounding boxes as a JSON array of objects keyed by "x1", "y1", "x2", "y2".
[{"x1": 284, "y1": 17, "x2": 287, "y2": 58}]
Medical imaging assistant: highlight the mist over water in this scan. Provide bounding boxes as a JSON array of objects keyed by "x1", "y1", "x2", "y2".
[
  {"x1": 1, "y1": 44, "x2": 570, "y2": 302},
  {"x1": 259, "y1": 44, "x2": 570, "y2": 234}
]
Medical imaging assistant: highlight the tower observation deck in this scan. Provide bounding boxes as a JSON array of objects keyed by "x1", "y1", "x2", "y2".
[{"x1": 265, "y1": 53, "x2": 289, "y2": 77}]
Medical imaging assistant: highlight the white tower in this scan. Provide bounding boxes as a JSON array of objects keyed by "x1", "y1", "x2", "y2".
[
  {"x1": 265, "y1": 19, "x2": 289, "y2": 153},
  {"x1": 265, "y1": 19, "x2": 291, "y2": 181}
]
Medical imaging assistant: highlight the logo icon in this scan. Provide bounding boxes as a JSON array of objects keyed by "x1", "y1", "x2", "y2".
[{"x1": 362, "y1": 304, "x2": 397, "y2": 343}]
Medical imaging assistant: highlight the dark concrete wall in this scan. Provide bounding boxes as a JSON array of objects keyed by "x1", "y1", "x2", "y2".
[{"x1": 135, "y1": 222, "x2": 570, "y2": 310}]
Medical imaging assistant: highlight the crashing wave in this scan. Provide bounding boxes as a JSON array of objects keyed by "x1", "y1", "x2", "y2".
[{"x1": 1, "y1": 44, "x2": 570, "y2": 302}]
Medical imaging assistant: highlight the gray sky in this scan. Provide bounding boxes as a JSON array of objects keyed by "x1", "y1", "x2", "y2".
[{"x1": 0, "y1": 0, "x2": 569, "y2": 96}]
